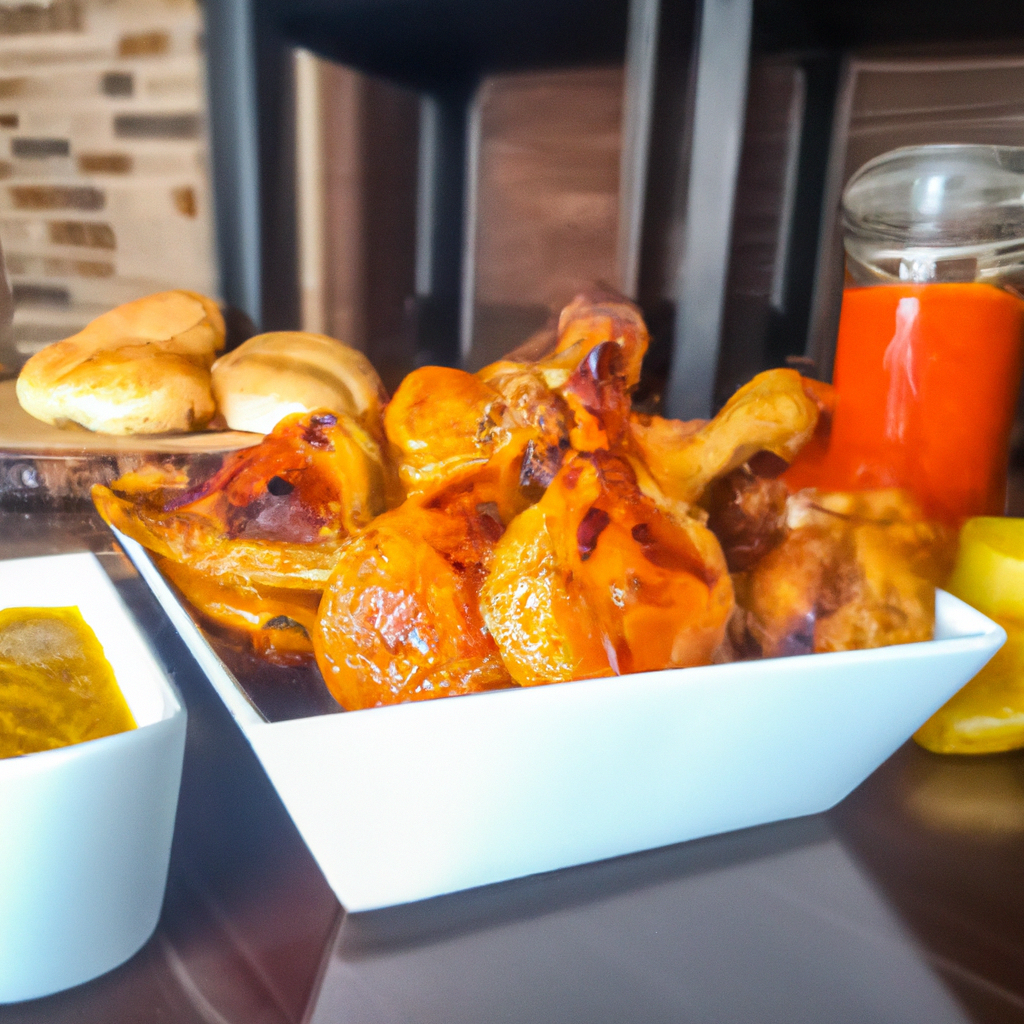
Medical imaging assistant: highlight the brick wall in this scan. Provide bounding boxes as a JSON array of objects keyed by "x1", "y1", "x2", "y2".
[{"x1": 0, "y1": 0, "x2": 215, "y2": 367}]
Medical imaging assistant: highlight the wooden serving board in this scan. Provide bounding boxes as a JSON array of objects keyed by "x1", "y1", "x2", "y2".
[{"x1": 0, "y1": 378, "x2": 262, "y2": 508}]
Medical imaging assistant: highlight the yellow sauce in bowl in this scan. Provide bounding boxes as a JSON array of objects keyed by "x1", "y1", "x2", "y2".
[{"x1": 0, "y1": 607, "x2": 136, "y2": 759}]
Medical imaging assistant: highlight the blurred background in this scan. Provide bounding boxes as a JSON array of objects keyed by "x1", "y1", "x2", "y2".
[{"x1": 5, "y1": 0, "x2": 1024, "y2": 420}]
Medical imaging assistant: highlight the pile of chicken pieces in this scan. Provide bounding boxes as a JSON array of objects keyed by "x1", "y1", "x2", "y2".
[{"x1": 93, "y1": 294, "x2": 954, "y2": 710}]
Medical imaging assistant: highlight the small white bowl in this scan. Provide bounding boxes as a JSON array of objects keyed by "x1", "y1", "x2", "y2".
[
  {"x1": 0, "y1": 552, "x2": 186, "y2": 1004},
  {"x1": 119, "y1": 529, "x2": 1004, "y2": 913}
]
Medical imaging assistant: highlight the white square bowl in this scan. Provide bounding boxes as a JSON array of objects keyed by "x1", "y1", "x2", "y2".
[
  {"x1": 0, "y1": 552, "x2": 186, "y2": 1004},
  {"x1": 118, "y1": 531, "x2": 1003, "y2": 913}
]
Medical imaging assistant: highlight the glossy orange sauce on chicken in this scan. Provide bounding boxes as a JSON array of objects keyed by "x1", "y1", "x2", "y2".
[{"x1": 93, "y1": 291, "x2": 949, "y2": 712}]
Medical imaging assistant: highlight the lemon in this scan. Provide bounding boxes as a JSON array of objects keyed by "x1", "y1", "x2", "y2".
[{"x1": 915, "y1": 517, "x2": 1024, "y2": 754}]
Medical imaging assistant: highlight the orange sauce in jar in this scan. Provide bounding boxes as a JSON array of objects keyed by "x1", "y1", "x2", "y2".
[{"x1": 785, "y1": 282, "x2": 1024, "y2": 525}]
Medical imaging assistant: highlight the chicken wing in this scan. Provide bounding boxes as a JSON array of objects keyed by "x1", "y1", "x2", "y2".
[
  {"x1": 478, "y1": 291, "x2": 648, "y2": 457},
  {"x1": 630, "y1": 369, "x2": 822, "y2": 506},
  {"x1": 726, "y1": 489, "x2": 955, "y2": 659},
  {"x1": 480, "y1": 450, "x2": 734, "y2": 686},
  {"x1": 155, "y1": 556, "x2": 320, "y2": 663},
  {"x1": 479, "y1": 290, "x2": 649, "y2": 393},
  {"x1": 313, "y1": 480, "x2": 514, "y2": 709},
  {"x1": 383, "y1": 364, "x2": 540, "y2": 521},
  {"x1": 93, "y1": 409, "x2": 395, "y2": 590}
]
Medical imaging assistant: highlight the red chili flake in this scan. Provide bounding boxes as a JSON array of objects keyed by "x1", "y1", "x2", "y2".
[
  {"x1": 562, "y1": 464, "x2": 583, "y2": 489},
  {"x1": 577, "y1": 506, "x2": 610, "y2": 560},
  {"x1": 519, "y1": 439, "x2": 565, "y2": 490},
  {"x1": 475, "y1": 502, "x2": 504, "y2": 542},
  {"x1": 303, "y1": 413, "x2": 337, "y2": 450},
  {"x1": 630, "y1": 522, "x2": 652, "y2": 545},
  {"x1": 630, "y1": 517, "x2": 717, "y2": 586},
  {"x1": 563, "y1": 341, "x2": 624, "y2": 414}
]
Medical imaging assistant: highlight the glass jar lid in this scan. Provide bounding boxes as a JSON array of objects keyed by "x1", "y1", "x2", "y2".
[{"x1": 842, "y1": 144, "x2": 1024, "y2": 286}]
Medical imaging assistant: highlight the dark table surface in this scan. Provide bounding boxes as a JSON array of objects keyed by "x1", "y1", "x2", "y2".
[{"x1": 2, "y1": 510, "x2": 1024, "y2": 1024}]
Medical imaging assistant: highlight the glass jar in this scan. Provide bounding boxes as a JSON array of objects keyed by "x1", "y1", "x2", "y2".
[{"x1": 787, "y1": 144, "x2": 1024, "y2": 526}]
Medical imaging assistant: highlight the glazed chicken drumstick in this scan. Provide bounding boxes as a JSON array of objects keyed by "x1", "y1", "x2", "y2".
[{"x1": 92, "y1": 289, "x2": 950, "y2": 706}]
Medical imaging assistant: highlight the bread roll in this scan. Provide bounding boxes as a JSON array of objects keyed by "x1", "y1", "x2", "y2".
[
  {"x1": 17, "y1": 290, "x2": 225, "y2": 434},
  {"x1": 211, "y1": 331, "x2": 387, "y2": 436}
]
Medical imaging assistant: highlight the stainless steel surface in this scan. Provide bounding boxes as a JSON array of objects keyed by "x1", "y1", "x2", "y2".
[{"x1": 3, "y1": 511, "x2": 1024, "y2": 1022}]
